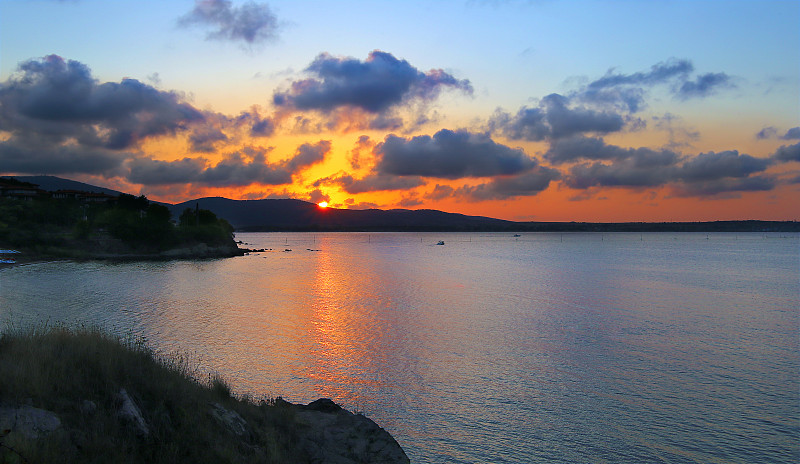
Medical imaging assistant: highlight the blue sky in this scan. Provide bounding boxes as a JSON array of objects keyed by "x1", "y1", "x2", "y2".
[{"x1": 1, "y1": 0, "x2": 798, "y2": 221}]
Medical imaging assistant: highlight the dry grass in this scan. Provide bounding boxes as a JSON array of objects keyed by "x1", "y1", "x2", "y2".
[{"x1": 0, "y1": 325, "x2": 301, "y2": 463}]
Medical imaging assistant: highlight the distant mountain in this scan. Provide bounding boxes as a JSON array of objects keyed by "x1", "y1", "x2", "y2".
[
  {"x1": 167, "y1": 197, "x2": 514, "y2": 231},
  {"x1": 9, "y1": 175, "x2": 124, "y2": 196},
  {"x1": 6, "y1": 176, "x2": 799, "y2": 232}
]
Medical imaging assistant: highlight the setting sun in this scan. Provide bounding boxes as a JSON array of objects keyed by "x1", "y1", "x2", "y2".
[{"x1": 318, "y1": 201, "x2": 328, "y2": 208}]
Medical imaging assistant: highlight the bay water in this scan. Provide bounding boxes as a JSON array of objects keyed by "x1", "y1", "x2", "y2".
[{"x1": 1, "y1": 232, "x2": 797, "y2": 463}]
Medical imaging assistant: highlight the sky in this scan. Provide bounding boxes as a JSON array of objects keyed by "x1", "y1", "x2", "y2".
[{"x1": 1, "y1": 0, "x2": 798, "y2": 222}]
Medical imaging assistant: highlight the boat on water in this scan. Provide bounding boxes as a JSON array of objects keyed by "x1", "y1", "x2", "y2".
[{"x1": 436, "y1": 241, "x2": 445, "y2": 245}]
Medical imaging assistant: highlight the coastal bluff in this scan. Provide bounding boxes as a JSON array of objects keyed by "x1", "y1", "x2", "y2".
[{"x1": 0, "y1": 328, "x2": 409, "y2": 463}]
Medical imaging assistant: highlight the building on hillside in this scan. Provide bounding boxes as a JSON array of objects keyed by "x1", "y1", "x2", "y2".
[
  {"x1": 51, "y1": 190, "x2": 116, "y2": 203},
  {"x1": 0, "y1": 179, "x2": 43, "y2": 200}
]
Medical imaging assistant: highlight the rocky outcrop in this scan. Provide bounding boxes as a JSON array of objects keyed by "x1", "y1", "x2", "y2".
[
  {"x1": 0, "y1": 397, "x2": 408, "y2": 464},
  {"x1": 116, "y1": 388, "x2": 149, "y2": 437},
  {"x1": 0, "y1": 405, "x2": 61, "y2": 439},
  {"x1": 280, "y1": 398, "x2": 410, "y2": 464}
]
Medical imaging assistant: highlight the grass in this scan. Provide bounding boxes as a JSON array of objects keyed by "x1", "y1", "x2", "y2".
[{"x1": 0, "y1": 325, "x2": 302, "y2": 463}]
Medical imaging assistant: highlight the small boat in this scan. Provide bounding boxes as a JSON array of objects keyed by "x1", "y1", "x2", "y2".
[
  {"x1": 436, "y1": 241, "x2": 445, "y2": 246},
  {"x1": 513, "y1": 234, "x2": 521, "y2": 237}
]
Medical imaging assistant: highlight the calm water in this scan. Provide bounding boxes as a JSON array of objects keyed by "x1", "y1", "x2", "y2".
[{"x1": 1, "y1": 232, "x2": 798, "y2": 463}]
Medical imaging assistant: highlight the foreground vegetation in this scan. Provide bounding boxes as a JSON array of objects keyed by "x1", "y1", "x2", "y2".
[
  {"x1": 0, "y1": 190, "x2": 238, "y2": 258},
  {"x1": 0, "y1": 326, "x2": 298, "y2": 463}
]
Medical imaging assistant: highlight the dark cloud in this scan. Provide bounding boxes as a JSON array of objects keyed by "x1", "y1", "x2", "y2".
[
  {"x1": 0, "y1": 140, "x2": 127, "y2": 176},
  {"x1": 675, "y1": 72, "x2": 733, "y2": 100},
  {"x1": 273, "y1": 51, "x2": 472, "y2": 113},
  {"x1": 565, "y1": 155, "x2": 679, "y2": 189},
  {"x1": 461, "y1": 167, "x2": 561, "y2": 200},
  {"x1": 376, "y1": 129, "x2": 537, "y2": 179},
  {"x1": 784, "y1": 127, "x2": 800, "y2": 140},
  {"x1": 198, "y1": 149, "x2": 289, "y2": 186},
  {"x1": 562, "y1": 140, "x2": 775, "y2": 196},
  {"x1": 756, "y1": 126, "x2": 779, "y2": 140},
  {"x1": 127, "y1": 157, "x2": 206, "y2": 185},
  {"x1": 235, "y1": 109, "x2": 275, "y2": 137},
  {"x1": 178, "y1": 0, "x2": 280, "y2": 45},
  {"x1": 544, "y1": 135, "x2": 680, "y2": 165},
  {"x1": 676, "y1": 150, "x2": 770, "y2": 181},
  {"x1": 284, "y1": 140, "x2": 331, "y2": 173},
  {"x1": 0, "y1": 55, "x2": 205, "y2": 175},
  {"x1": 493, "y1": 93, "x2": 625, "y2": 141},
  {"x1": 772, "y1": 143, "x2": 800, "y2": 162},
  {"x1": 577, "y1": 59, "x2": 732, "y2": 112},
  {"x1": 587, "y1": 59, "x2": 694, "y2": 90},
  {"x1": 756, "y1": 126, "x2": 800, "y2": 141},
  {"x1": 672, "y1": 176, "x2": 776, "y2": 197},
  {"x1": 425, "y1": 184, "x2": 455, "y2": 201},
  {"x1": 189, "y1": 126, "x2": 229, "y2": 152}
]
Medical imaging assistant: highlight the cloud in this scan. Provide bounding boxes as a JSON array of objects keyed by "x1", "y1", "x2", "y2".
[
  {"x1": 189, "y1": 126, "x2": 229, "y2": 152},
  {"x1": 756, "y1": 126, "x2": 779, "y2": 140},
  {"x1": 0, "y1": 139, "x2": 127, "y2": 176},
  {"x1": 576, "y1": 58, "x2": 733, "y2": 112},
  {"x1": 772, "y1": 142, "x2": 800, "y2": 162},
  {"x1": 565, "y1": 156, "x2": 680, "y2": 189},
  {"x1": 460, "y1": 167, "x2": 561, "y2": 200},
  {"x1": 757, "y1": 126, "x2": 800, "y2": 140},
  {"x1": 126, "y1": 141, "x2": 329, "y2": 187},
  {"x1": 235, "y1": 109, "x2": 275, "y2": 137},
  {"x1": 0, "y1": 55, "x2": 205, "y2": 176},
  {"x1": 127, "y1": 157, "x2": 206, "y2": 185},
  {"x1": 492, "y1": 93, "x2": 625, "y2": 141},
  {"x1": 317, "y1": 173, "x2": 425, "y2": 194},
  {"x1": 178, "y1": 0, "x2": 280, "y2": 45},
  {"x1": 561, "y1": 140, "x2": 775, "y2": 196},
  {"x1": 544, "y1": 135, "x2": 680, "y2": 165},
  {"x1": 676, "y1": 150, "x2": 770, "y2": 181},
  {"x1": 284, "y1": 140, "x2": 331, "y2": 172},
  {"x1": 675, "y1": 72, "x2": 733, "y2": 100},
  {"x1": 348, "y1": 135, "x2": 374, "y2": 170},
  {"x1": 425, "y1": 184, "x2": 455, "y2": 201},
  {"x1": 672, "y1": 176, "x2": 776, "y2": 197},
  {"x1": 0, "y1": 55, "x2": 204, "y2": 149},
  {"x1": 587, "y1": 59, "x2": 694, "y2": 90},
  {"x1": 273, "y1": 51, "x2": 472, "y2": 114},
  {"x1": 375, "y1": 129, "x2": 537, "y2": 179},
  {"x1": 784, "y1": 127, "x2": 800, "y2": 140}
]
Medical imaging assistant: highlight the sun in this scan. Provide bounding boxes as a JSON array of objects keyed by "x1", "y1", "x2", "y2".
[{"x1": 317, "y1": 201, "x2": 328, "y2": 208}]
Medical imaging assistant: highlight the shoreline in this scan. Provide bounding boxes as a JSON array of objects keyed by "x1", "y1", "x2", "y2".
[{"x1": 0, "y1": 244, "x2": 248, "y2": 269}]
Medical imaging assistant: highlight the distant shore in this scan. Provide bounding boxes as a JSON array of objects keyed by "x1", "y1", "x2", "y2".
[{"x1": 234, "y1": 220, "x2": 800, "y2": 233}]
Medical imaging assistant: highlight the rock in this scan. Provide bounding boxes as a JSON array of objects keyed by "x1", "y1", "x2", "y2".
[
  {"x1": 0, "y1": 405, "x2": 61, "y2": 439},
  {"x1": 116, "y1": 388, "x2": 149, "y2": 437},
  {"x1": 303, "y1": 398, "x2": 342, "y2": 413},
  {"x1": 79, "y1": 399, "x2": 97, "y2": 415},
  {"x1": 209, "y1": 402, "x2": 249, "y2": 437},
  {"x1": 290, "y1": 399, "x2": 410, "y2": 464}
]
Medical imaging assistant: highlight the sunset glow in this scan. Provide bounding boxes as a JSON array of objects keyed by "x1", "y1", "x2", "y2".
[
  {"x1": 0, "y1": 0, "x2": 797, "y2": 222},
  {"x1": 318, "y1": 202, "x2": 328, "y2": 209}
]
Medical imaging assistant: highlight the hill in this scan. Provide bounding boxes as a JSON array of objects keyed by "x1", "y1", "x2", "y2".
[
  {"x1": 5, "y1": 176, "x2": 799, "y2": 232},
  {"x1": 168, "y1": 197, "x2": 513, "y2": 231},
  {"x1": 9, "y1": 175, "x2": 124, "y2": 196}
]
